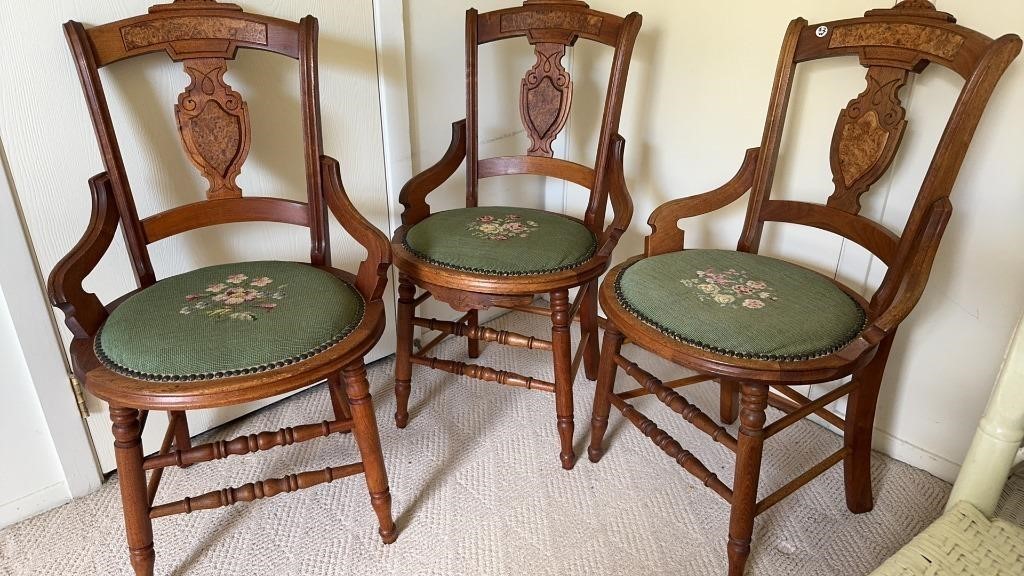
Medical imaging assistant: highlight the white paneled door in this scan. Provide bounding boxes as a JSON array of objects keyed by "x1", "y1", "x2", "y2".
[{"x1": 0, "y1": 1, "x2": 397, "y2": 472}]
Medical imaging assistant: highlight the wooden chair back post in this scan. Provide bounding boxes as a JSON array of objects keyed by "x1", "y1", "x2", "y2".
[
  {"x1": 734, "y1": 1, "x2": 1020, "y2": 318},
  {"x1": 64, "y1": 0, "x2": 332, "y2": 288},
  {"x1": 465, "y1": 0, "x2": 641, "y2": 234}
]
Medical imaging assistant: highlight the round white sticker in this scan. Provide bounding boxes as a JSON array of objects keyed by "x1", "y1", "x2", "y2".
[{"x1": 815, "y1": 25, "x2": 829, "y2": 38}]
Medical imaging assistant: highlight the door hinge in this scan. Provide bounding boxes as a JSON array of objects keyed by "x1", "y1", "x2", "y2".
[{"x1": 69, "y1": 374, "x2": 89, "y2": 418}]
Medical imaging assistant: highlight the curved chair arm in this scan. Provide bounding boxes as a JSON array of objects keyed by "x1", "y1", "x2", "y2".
[
  {"x1": 645, "y1": 147, "x2": 760, "y2": 256},
  {"x1": 837, "y1": 198, "x2": 953, "y2": 360},
  {"x1": 322, "y1": 155, "x2": 392, "y2": 301},
  {"x1": 399, "y1": 119, "x2": 467, "y2": 226},
  {"x1": 593, "y1": 135, "x2": 634, "y2": 261},
  {"x1": 47, "y1": 172, "x2": 120, "y2": 339}
]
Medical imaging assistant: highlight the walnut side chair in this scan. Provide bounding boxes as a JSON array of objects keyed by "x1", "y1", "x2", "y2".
[
  {"x1": 587, "y1": 2, "x2": 1020, "y2": 574},
  {"x1": 48, "y1": 2, "x2": 397, "y2": 574},
  {"x1": 391, "y1": 0, "x2": 641, "y2": 470}
]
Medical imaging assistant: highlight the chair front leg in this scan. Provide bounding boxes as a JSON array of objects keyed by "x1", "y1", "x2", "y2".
[
  {"x1": 844, "y1": 331, "x2": 895, "y2": 514},
  {"x1": 580, "y1": 279, "x2": 601, "y2": 381},
  {"x1": 588, "y1": 324, "x2": 623, "y2": 463},
  {"x1": 394, "y1": 275, "x2": 416, "y2": 429},
  {"x1": 343, "y1": 362, "x2": 398, "y2": 544},
  {"x1": 727, "y1": 383, "x2": 768, "y2": 576},
  {"x1": 110, "y1": 406, "x2": 155, "y2": 576},
  {"x1": 550, "y1": 289, "x2": 576, "y2": 470}
]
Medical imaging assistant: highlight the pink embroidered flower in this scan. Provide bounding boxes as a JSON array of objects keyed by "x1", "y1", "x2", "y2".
[
  {"x1": 226, "y1": 273, "x2": 248, "y2": 284},
  {"x1": 250, "y1": 277, "x2": 273, "y2": 287},
  {"x1": 733, "y1": 285, "x2": 754, "y2": 295},
  {"x1": 681, "y1": 267, "x2": 777, "y2": 310},
  {"x1": 259, "y1": 303, "x2": 278, "y2": 310},
  {"x1": 742, "y1": 299, "x2": 765, "y2": 309},
  {"x1": 467, "y1": 214, "x2": 540, "y2": 240},
  {"x1": 478, "y1": 215, "x2": 494, "y2": 222},
  {"x1": 206, "y1": 283, "x2": 228, "y2": 293},
  {"x1": 181, "y1": 273, "x2": 287, "y2": 320}
]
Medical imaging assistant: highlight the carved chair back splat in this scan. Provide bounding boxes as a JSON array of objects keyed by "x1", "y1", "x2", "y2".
[
  {"x1": 49, "y1": 2, "x2": 397, "y2": 575},
  {"x1": 391, "y1": 0, "x2": 641, "y2": 470},
  {"x1": 591, "y1": 2, "x2": 1020, "y2": 575}
]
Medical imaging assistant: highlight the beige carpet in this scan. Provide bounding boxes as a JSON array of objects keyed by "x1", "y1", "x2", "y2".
[{"x1": 2, "y1": 311, "x2": 1021, "y2": 575}]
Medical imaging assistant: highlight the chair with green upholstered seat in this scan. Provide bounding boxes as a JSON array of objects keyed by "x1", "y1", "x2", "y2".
[
  {"x1": 390, "y1": 0, "x2": 641, "y2": 470},
  {"x1": 869, "y1": 314, "x2": 1024, "y2": 576},
  {"x1": 48, "y1": 2, "x2": 396, "y2": 574},
  {"x1": 586, "y1": 2, "x2": 1020, "y2": 575}
]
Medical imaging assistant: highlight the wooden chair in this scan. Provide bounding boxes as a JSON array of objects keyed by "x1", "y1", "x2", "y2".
[
  {"x1": 870, "y1": 313, "x2": 1024, "y2": 575},
  {"x1": 587, "y1": 2, "x2": 1020, "y2": 574},
  {"x1": 48, "y1": 2, "x2": 396, "y2": 574},
  {"x1": 391, "y1": 0, "x2": 641, "y2": 469}
]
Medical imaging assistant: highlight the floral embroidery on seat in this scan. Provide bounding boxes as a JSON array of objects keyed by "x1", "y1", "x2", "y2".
[
  {"x1": 466, "y1": 214, "x2": 540, "y2": 240},
  {"x1": 680, "y1": 268, "x2": 778, "y2": 310},
  {"x1": 178, "y1": 273, "x2": 288, "y2": 321}
]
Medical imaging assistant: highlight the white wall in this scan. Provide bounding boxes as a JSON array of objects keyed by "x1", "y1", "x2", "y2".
[
  {"x1": 560, "y1": 0, "x2": 1024, "y2": 481},
  {"x1": 0, "y1": 285, "x2": 69, "y2": 527}
]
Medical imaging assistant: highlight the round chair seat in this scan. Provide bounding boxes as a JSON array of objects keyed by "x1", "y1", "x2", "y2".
[
  {"x1": 403, "y1": 206, "x2": 596, "y2": 276},
  {"x1": 96, "y1": 261, "x2": 364, "y2": 382},
  {"x1": 615, "y1": 249, "x2": 866, "y2": 361}
]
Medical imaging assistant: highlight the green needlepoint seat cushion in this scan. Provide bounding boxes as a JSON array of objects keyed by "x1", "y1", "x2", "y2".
[
  {"x1": 615, "y1": 249, "x2": 866, "y2": 361},
  {"x1": 96, "y1": 261, "x2": 364, "y2": 382},
  {"x1": 404, "y1": 206, "x2": 596, "y2": 276}
]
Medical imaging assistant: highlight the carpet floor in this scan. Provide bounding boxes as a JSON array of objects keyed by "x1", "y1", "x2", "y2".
[{"x1": 2, "y1": 311, "x2": 1022, "y2": 575}]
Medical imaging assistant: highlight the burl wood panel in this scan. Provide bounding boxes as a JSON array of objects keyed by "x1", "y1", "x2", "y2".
[
  {"x1": 828, "y1": 66, "x2": 909, "y2": 213},
  {"x1": 500, "y1": 10, "x2": 603, "y2": 40},
  {"x1": 829, "y1": 22, "x2": 965, "y2": 61},
  {"x1": 175, "y1": 57, "x2": 251, "y2": 199},
  {"x1": 121, "y1": 16, "x2": 267, "y2": 51},
  {"x1": 521, "y1": 42, "x2": 572, "y2": 157}
]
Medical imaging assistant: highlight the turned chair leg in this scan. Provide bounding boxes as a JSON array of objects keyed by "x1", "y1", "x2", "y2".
[
  {"x1": 588, "y1": 325, "x2": 624, "y2": 463},
  {"x1": 466, "y1": 309, "x2": 481, "y2": 358},
  {"x1": 844, "y1": 331, "x2": 895, "y2": 514},
  {"x1": 110, "y1": 406, "x2": 155, "y2": 576},
  {"x1": 342, "y1": 362, "x2": 398, "y2": 544},
  {"x1": 727, "y1": 383, "x2": 768, "y2": 576},
  {"x1": 395, "y1": 275, "x2": 416, "y2": 429},
  {"x1": 580, "y1": 279, "x2": 601, "y2": 381},
  {"x1": 327, "y1": 373, "x2": 353, "y2": 422},
  {"x1": 720, "y1": 379, "x2": 740, "y2": 425},
  {"x1": 550, "y1": 289, "x2": 577, "y2": 470}
]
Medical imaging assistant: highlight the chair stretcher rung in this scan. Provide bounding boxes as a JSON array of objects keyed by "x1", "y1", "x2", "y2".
[
  {"x1": 410, "y1": 355, "x2": 556, "y2": 392},
  {"x1": 614, "y1": 355, "x2": 737, "y2": 452},
  {"x1": 143, "y1": 419, "x2": 352, "y2": 470},
  {"x1": 609, "y1": 393, "x2": 733, "y2": 503},
  {"x1": 763, "y1": 381, "x2": 856, "y2": 439},
  {"x1": 771, "y1": 385, "x2": 847, "y2": 431},
  {"x1": 617, "y1": 374, "x2": 714, "y2": 400},
  {"x1": 755, "y1": 447, "x2": 848, "y2": 516},
  {"x1": 149, "y1": 462, "x2": 364, "y2": 519},
  {"x1": 412, "y1": 316, "x2": 553, "y2": 350}
]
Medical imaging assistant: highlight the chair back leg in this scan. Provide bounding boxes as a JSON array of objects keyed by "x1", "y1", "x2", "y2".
[
  {"x1": 720, "y1": 380, "x2": 740, "y2": 425},
  {"x1": 466, "y1": 309, "x2": 481, "y2": 358},
  {"x1": 843, "y1": 331, "x2": 895, "y2": 514},
  {"x1": 589, "y1": 326, "x2": 624, "y2": 462},
  {"x1": 327, "y1": 373, "x2": 353, "y2": 422},
  {"x1": 580, "y1": 279, "x2": 601, "y2": 380},
  {"x1": 343, "y1": 362, "x2": 398, "y2": 543},
  {"x1": 394, "y1": 275, "x2": 416, "y2": 429},
  {"x1": 110, "y1": 406, "x2": 156, "y2": 576}
]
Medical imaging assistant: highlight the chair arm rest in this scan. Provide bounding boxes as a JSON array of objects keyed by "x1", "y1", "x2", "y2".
[
  {"x1": 399, "y1": 119, "x2": 467, "y2": 226},
  {"x1": 322, "y1": 155, "x2": 392, "y2": 301},
  {"x1": 645, "y1": 147, "x2": 760, "y2": 256},
  {"x1": 594, "y1": 135, "x2": 633, "y2": 261},
  {"x1": 47, "y1": 172, "x2": 120, "y2": 338},
  {"x1": 837, "y1": 198, "x2": 953, "y2": 359}
]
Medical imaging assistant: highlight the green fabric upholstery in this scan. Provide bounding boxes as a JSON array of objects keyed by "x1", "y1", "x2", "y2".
[
  {"x1": 97, "y1": 261, "x2": 364, "y2": 382},
  {"x1": 404, "y1": 207, "x2": 596, "y2": 276},
  {"x1": 615, "y1": 249, "x2": 865, "y2": 361}
]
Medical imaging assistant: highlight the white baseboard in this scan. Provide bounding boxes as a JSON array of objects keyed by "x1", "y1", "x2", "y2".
[{"x1": 0, "y1": 481, "x2": 70, "y2": 529}]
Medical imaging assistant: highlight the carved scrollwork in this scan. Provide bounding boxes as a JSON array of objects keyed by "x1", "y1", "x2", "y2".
[
  {"x1": 828, "y1": 66, "x2": 909, "y2": 214},
  {"x1": 520, "y1": 42, "x2": 572, "y2": 157},
  {"x1": 175, "y1": 58, "x2": 251, "y2": 199}
]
